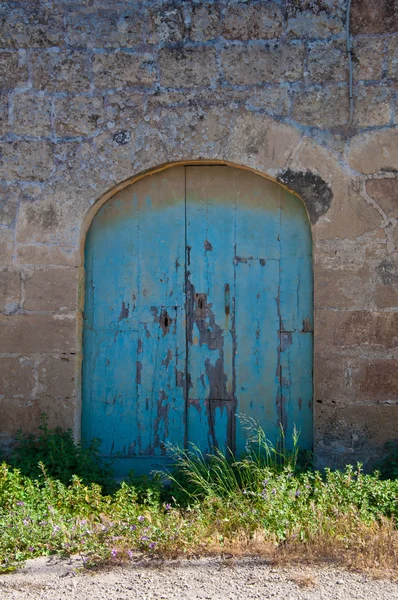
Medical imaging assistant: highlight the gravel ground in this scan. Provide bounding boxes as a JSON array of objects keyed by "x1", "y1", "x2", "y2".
[{"x1": 1, "y1": 556, "x2": 398, "y2": 600}]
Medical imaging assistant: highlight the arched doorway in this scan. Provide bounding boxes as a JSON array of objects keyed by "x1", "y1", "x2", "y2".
[{"x1": 82, "y1": 165, "x2": 313, "y2": 476}]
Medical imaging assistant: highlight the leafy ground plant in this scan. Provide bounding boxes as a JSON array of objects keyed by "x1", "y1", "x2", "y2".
[{"x1": 1, "y1": 417, "x2": 398, "y2": 577}]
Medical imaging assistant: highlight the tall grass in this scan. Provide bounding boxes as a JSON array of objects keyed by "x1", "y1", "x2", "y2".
[{"x1": 1, "y1": 416, "x2": 398, "y2": 577}]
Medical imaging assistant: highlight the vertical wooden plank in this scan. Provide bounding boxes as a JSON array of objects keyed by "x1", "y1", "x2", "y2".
[
  {"x1": 82, "y1": 168, "x2": 186, "y2": 476},
  {"x1": 186, "y1": 166, "x2": 236, "y2": 453},
  {"x1": 279, "y1": 189, "x2": 313, "y2": 449},
  {"x1": 234, "y1": 173, "x2": 282, "y2": 456}
]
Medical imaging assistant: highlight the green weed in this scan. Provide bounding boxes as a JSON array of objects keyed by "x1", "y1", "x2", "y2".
[{"x1": 1, "y1": 417, "x2": 398, "y2": 576}]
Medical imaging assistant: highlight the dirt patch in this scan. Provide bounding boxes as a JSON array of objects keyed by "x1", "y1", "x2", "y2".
[{"x1": 1, "y1": 556, "x2": 398, "y2": 599}]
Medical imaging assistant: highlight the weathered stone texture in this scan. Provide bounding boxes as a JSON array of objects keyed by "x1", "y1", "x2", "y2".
[
  {"x1": 0, "y1": 357, "x2": 35, "y2": 398},
  {"x1": 0, "y1": 271, "x2": 20, "y2": 314},
  {"x1": 32, "y1": 50, "x2": 91, "y2": 93},
  {"x1": 13, "y1": 94, "x2": 52, "y2": 137},
  {"x1": 65, "y1": 7, "x2": 146, "y2": 48},
  {"x1": 352, "y1": 38, "x2": 384, "y2": 81},
  {"x1": 0, "y1": 0, "x2": 397, "y2": 468},
  {"x1": 0, "y1": 141, "x2": 54, "y2": 182},
  {"x1": 0, "y1": 51, "x2": 28, "y2": 89},
  {"x1": 350, "y1": 0, "x2": 398, "y2": 34},
  {"x1": 55, "y1": 97, "x2": 106, "y2": 137},
  {"x1": 159, "y1": 47, "x2": 218, "y2": 87},
  {"x1": 190, "y1": 3, "x2": 220, "y2": 41},
  {"x1": 222, "y1": 44, "x2": 305, "y2": 85},
  {"x1": 307, "y1": 42, "x2": 347, "y2": 82},
  {"x1": 0, "y1": 314, "x2": 76, "y2": 354},
  {"x1": 349, "y1": 130, "x2": 398, "y2": 174},
  {"x1": 24, "y1": 268, "x2": 78, "y2": 312},
  {"x1": 292, "y1": 87, "x2": 349, "y2": 129},
  {"x1": 93, "y1": 53, "x2": 157, "y2": 89},
  {"x1": 0, "y1": 94, "x2": 9, "y2": 136},
  {"x1": 223, "y1": 2, "x2": 283, "y2": 40},
  {"x1": 38, "y1": 356, "x2": 76, "y2": 399}
]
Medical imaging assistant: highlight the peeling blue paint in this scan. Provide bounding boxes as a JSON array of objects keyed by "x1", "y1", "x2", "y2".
[{"x1": 82, "y1": 166, "x2": 313, "y2": 477}]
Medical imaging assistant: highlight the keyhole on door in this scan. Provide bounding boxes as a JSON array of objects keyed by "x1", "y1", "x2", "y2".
[
  {"x1": 160, "y1": 309, "x2": 171, "y2": 336},
  {"x1": 194, "y1": 293, "x2": 207, "y2": 319}
]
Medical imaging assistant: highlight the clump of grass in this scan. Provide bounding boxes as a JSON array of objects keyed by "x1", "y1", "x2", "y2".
[{"x1": 1, "y1": 415, "x2": 398, "y2": 578}]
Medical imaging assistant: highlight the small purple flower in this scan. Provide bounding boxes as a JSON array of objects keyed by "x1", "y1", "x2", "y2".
[
  {"x1": 295, "y1": 489, "x2": 300, "y2": 498},
  {"x1": 262, "y1": 479, "x2": 269, "y2": 487},
  {"x1": 127, "y1": 550, "x2": 134, "y2": 559},
  {"x1": 140, "y1": 535, "x2": 148, "y2": 541},
  {"x1": 23, "y1": 519, "x2": 30, "y2": 526},
  {"x1": 149, "y1": 542, "x2": 157, "y2": 549},
  {"x1": 165, "y1": 504, "x2": 172, "y2": 511},
  {"x1": 16, "y1": 501, "x2": 25, "y2": 506},
  {"x1": 137, "y1": 515, "x2": 145, "y2": 522},
  {"x1": 28, "y1": 547, "x2": 34, "y2": 552},
  {"x1": 111, "y1": 549, "x2": 117, "y2": 558},
  {"x1": 130, "y1": 524, "x2": 137, "y2": 531}
]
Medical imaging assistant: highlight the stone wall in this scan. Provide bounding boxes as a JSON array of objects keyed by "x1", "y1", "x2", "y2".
[{"x1": 0, "y1": 0, "x2": 397, "y2": 468}]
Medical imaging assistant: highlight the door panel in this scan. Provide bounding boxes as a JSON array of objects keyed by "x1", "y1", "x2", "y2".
[
  {"x1": 82, "y1": 165, "x2": 313, "y2": 476},
  {"x1": 82, "y1": 168, "x2": 186, "y2": 476},
  {"x1": 185, "y1": 167, "x2": 236, "y2": 453}
]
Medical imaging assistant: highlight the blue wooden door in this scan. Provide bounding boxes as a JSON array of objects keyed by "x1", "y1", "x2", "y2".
[{"x1": 82, "y1": 166, "x2": 313, "y2": 476}]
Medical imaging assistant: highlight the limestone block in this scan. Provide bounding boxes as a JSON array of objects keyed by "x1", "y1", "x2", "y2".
[
  {"x1": 308, "y1": 41, "x2": 347, "y2": 82},
  {"x1": 286, "y1": 137, "x2": 381, "y2": 239},
  {"x1": 222, "y1": 1, "x2": 283, "y2": 40},
  {"x1": 13, "y1": 93, "x2": 52, "y2": 136},
  {"x1": 221, "y1": 44, "x2": 304, "y2": 85},
  {"x1": 353, "y1": 85, "x2": 392, "y2": 127},
  {"x1": 0, "y1": 94, "x2": 9, "y2": 136},
  {"x1": 0, "y1": 182, "x2": 22, "y2": 227},
  {"x1": 0, "y1": 230, "x2": 14, "y2": 267},
  {"x1": 24, "y1": 267, "x2": 78, "y2": 312},
  {"x1": 245, "y1": 87, "x2": 290, "y2": 116},
  {"x1": 352, "y1": 38, "x2": 384, "y2": 81},
  {"x1": 366, "y1": 178, "x2": 398, "y2": 217},
  {"x1": 351, "y1": 0, "x2": 398, "y2": 34},
  {"x1": 373, "y1": 256, "x2": 398, "y2": 309},
  {"x1": 287, "y1": 12, "x2": 344, "y2": 39},
  {"x1": 15, "y1": 245, "x2": 80, "y2": 267},
  {"x1": 104, "y1": 91, "x2": 144, "y2": 128},
  {"x1": 0, "y1": 356, "x2": 35, "y2": 398},
  {"x1": 190, "y1": 3, "x2": 220, "y2": 41},
  {"x1": 317, "y1": 309, "x2": 398, "y2": 349},
  {"x1": 0, "y1": 1, "x2": 64, "y2": 48},
  {"x1": 348, "y1": 130, "x2": 398, "y2": 174},
  {"x1": 389, "y1": 37, "x2": 398, "y2": 80},
  {"x1": 0, "y1": 397, "x2": 75, "y2": 436},
  {"x1": 32, "y1": 50, "x2": 91, "y2": 93},
  {"x1": 65, "y1": 7, "x2": 146, "y2": 48},
  {"x1": 314, "y1": 263, "x2": 371, "y2": 310},
  {"x1": 0, "y1": 270, "x2": 20, "y2": 314},
  {"x1": 0, "y1": 314, "x2": 77, "y2": 353},
  {"x1": 148, "y1": 3, "x2": 184, "y2": 45},
  {"x1": 0, "y1": 51, "x2": 28, "y2": 89},
  {"x1": 55, "y1": 96, "x2": 106, "y2": 137},
  {"x1": 38, "y1": 356, "x2": 76, "y2": 399},
  {"x1": 159, "y1": 47, "x2": 218, "y2": 87},
  {"x1": 315, "y1": 404, "x2": 398, "y2": 470},
  {"x1": 292, "y1": 86, "x2": 349, "y2": 129},
  {"x1": 93, "y1": 52, "x2": 156, "y2": 89},
  {"x1": 359, "y1": 360, "x2": 398, "y2": 399},
  {"x1": 0, "y1": 141, "x2": 54, "y2": 182}
]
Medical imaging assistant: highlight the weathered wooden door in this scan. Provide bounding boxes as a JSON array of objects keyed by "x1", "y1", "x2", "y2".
[{"x1": 82, "y1": 166, "x2": 313, "y2": 476}]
